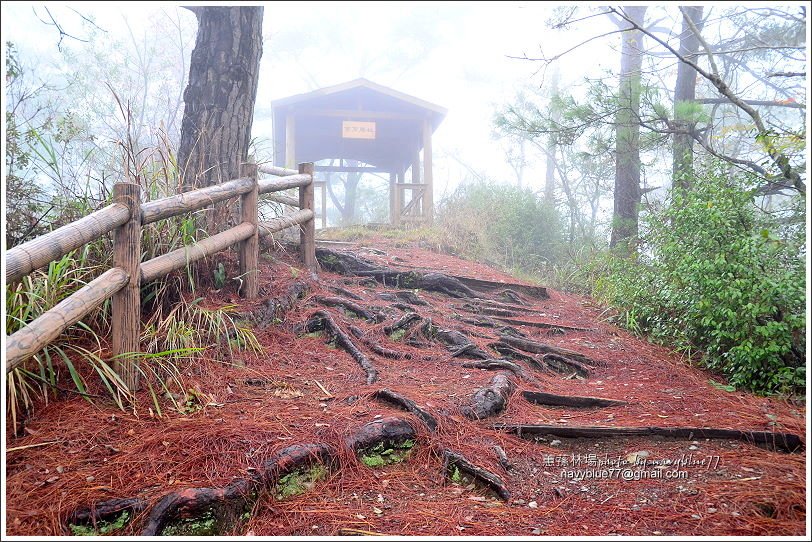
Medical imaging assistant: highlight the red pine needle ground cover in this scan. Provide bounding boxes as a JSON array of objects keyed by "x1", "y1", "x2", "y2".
[{"x1": 4, "y1": 238, "x2": 806, "y2": 536}]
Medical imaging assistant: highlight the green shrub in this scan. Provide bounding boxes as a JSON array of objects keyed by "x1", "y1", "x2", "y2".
[
  {"x1": 595, "y1": 163, "x2": 805, "y2": 395},
  {"x1": 437, "y1": 182, "x2": 564, "y2": 273}
]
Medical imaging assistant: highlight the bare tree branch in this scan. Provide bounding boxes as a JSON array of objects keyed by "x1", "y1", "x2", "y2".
[
  {"x1": 767, "y1": 71, "x2": 806, "y2": 78},
  {"x1": 695, "y1": 98, "x2": 805, "y2": 109},
  {"x1": 610, "y1": 7, "x2": 805, "y2": 194}
]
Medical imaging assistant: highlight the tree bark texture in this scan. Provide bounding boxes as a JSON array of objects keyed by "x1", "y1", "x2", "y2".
[
  {"x1": 178, "y1": 7, "x2": 263, "y2": 197},
  {"x1": 610, "y1": 6, "x2": 647, "y2": 252},
  {"x1": 672, "y1": 6, "x2": 704, "y2": 189}
]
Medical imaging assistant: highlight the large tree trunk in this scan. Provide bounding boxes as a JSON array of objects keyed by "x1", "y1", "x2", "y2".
[
  {"x1": 178, "y1": 7, "x2": 263, "y2": 195},
  {"x1": 610, "y1": 6, "x2": 647, "y2": 252},
  {"x1": 672, "y1": 6, "x2": 704, "y2": 190},
  {"x1": 543, "y1": 68, "x2": 561, "y2": 204}
]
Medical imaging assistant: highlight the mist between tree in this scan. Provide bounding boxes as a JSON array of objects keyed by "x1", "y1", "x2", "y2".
[{"x1": 4, "y1": 1, "x2": 806, "y2": 407}]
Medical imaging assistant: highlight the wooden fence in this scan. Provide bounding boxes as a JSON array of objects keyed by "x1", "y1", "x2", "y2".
[{"x1": 5, "y1": 162, "x2": 316, "y2": 388}]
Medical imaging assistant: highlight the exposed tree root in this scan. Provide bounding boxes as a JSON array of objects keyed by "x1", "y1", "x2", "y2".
[
  {"x1": 256, "y1": 443, "x2": 335, "y2": 486},
  {"x1": 66, "y1": 497, "x2": 147, "y2": 534},
  {"x1": 316, "y1": 248, "x2": 382, "y2": 275},
  {"x1": 455, "y1": 302, "x2": 520, "y2": 318},
  {"x1": 495, "y1": 288, "x2": 528, "y2": 305},
  {"x1": 304, "y1": 310, "x2": 378, "y2": 384},
  {"x1": 488, "y1": 341, "x2": 549, "y2": 372},
  {"x1": 314, "y1": 296, "x2": 382, "y2": 322},
  {"x1": 416, "y1": 319, "x2": 491, "y2": 359},
  {"x1": 498, "y1": 334, "x2": 602, "y2": 367},
  {"x1": 141, "y1": 478, "x2": 255, "y2": 536},
  {"x1": 493, "y1": 445, "x2": 512, "y2": 471},
  {"x1": 494, "y1": 317, "x2": 593, "y2": 332},
  {"x1": 461, "y1": 359, "x2": 524, "y2": 376},
  {"x1": 441, "y1": 449, "x2": 511, "y2": 500},
  {"x1": 316, "y1": 249, "x2": 481, "y2": 298},
  {"x1": 384, "y1": 313, "x2": 423, "y2": 336},
  {"x1": 541, "y1": 353, "x2": 591, "y2": 378},
  {"x1": 371, "y1": 389, "x2": 439, "y2": 432},
  {"x1": 444, "y1": 275, "x2": 548, "y2": 299},
  {"x1": 461, "y1": 373, "x2": 515, "y2": 420},
  {"x1": 522, "y1": 390, "x2": 627, "y2": 408},
  {"x1": 345, "y1": 417, "x2": 417, "y2": 452},
  {"x1": 328, "y1": 285, "x2": 364, "y2": 300},
  {"x1": 493, "y1": 424, "x2": 805, "y2": 454},
  {"x1": 391, "y1": 302, "x2": 417, "y2": 312},
  {"x1": 377, "y1": 290, "x2": 428, "y2": 306},
  {"x1": 348, "y1": 326, "x2": 411, "y2": 360},
  {"x1": 247, "y1": 281, "x2": 308, "y2": 327}
]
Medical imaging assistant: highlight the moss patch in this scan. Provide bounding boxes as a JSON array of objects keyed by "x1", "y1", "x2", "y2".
[
  {"x1": 274, "y1": 464, "x2": 329, "y2": 500},
  {"x1": 69, "y1": 511, "x2": 130, "y2": 536},
  {"x1": 448, "y1": 465, "x2": 501, "y2": 499},
  {"x1": 160, "y1": 511, "x2": 218, "y2": 536},
  {"x1": 359, "y1": 439, "x2": 415, "y2": 468},
  {"x1": 389, "y1": 329, "x2": 407, "y2": 341}
]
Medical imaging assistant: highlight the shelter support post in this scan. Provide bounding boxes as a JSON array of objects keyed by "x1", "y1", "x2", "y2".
[{"x1": 423, "y1": 118, "x2": 434, "y2": 224}]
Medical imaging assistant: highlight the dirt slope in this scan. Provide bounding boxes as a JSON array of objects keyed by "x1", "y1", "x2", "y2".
[{"x1": 5, "y1": 239, "x2": 806, "y2": 536}]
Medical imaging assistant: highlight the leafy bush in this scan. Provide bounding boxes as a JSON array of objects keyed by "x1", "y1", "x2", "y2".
[
  {"x1": 437, "y1": 182, "x2": 564, "y2": 273},
  {"x1": 595, "y1": 164, "x2": 805, "y2": 395}
]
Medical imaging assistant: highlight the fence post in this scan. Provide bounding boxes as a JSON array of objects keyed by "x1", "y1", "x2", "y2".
[
  {"x1": 298, "y1": 162, "x2": 316, "y2": 271},
  {"x1": 112, "y1": 182, "x2": 142, "y2": 390},
  {"x1": 239, "y1": 161, "x2": 259, "y2": 298}
]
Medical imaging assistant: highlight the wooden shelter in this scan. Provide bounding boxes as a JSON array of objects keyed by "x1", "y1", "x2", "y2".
[{"x1": 272, "y1": 78, "x2": 447, "y2": 225}]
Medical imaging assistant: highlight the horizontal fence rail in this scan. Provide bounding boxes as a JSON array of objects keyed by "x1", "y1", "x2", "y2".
[
  {"x1": 264, "y1": 193, "x2": 301, "y2": 207},
  {"x1": 259, "y1": 209, "x2": 314, "y2": 236},
  {"x1": 259, "y1": 174, "x2": 312, "y2": 193},
  {"x1": 258, "y1": 164, "x2": 299, "y2": 177},
  {"x1": 140, "y1": 223, "x2": 255, "y2": 283},
  {"x1": 6, "y1": 203, "x2": 131, "y2": 284},
  {"x1": 141, "y1": 177, "x2": 254, "y2": 225},
  {"x1": 6, "y1": 267, "x2": 130, "y2": 371},
  {"x1": 5, "y1": 162, "x2": 317, "y2": 383}
]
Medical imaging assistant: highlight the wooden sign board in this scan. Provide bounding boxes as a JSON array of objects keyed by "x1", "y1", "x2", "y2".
[{"x1": 342, "y1": 120, "x2": 376, "y2": 140}]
